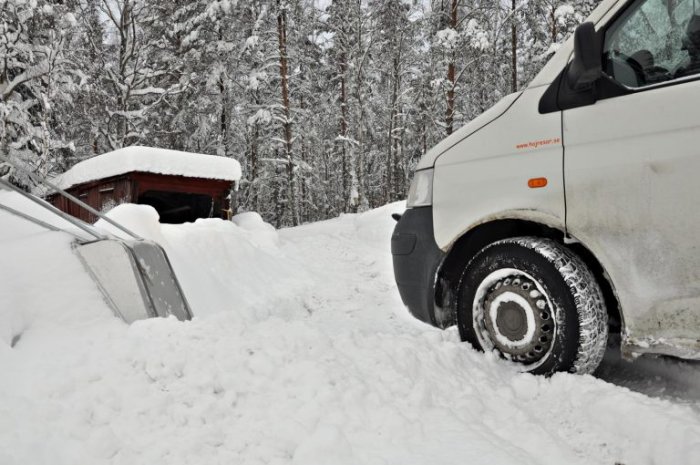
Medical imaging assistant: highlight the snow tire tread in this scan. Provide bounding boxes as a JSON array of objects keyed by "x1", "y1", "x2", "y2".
[{"x1": 492, "y1": 236, "x2": 608, "y2": 375}]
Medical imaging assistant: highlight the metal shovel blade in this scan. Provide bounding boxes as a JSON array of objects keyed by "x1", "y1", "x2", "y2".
[
  {"x1": 0, "y1": 155, "x2": 192, "y2": 325},
  {"x1": 74, "y1": 239, "x2": 192, "y2": 323},
  {"x1": 128, "y1": 240, "x2": 192, "y2": 322}
]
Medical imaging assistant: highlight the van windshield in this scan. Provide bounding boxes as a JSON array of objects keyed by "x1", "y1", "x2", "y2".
[{"x1": 604, "y1": 0, "x2": 700, "y2": 87}]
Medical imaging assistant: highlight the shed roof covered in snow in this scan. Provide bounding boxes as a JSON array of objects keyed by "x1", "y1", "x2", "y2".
[{"x1": 54, "y1": 146, "x2": 242, "y2": 191}]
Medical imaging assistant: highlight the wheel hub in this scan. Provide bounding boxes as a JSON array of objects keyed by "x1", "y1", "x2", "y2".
[
  {"x1": 475, "y1": 272, "x2": 555, "y2": 365},
  {"x1": 495, "y1": 301, "x2": 527, "y2": 341}
]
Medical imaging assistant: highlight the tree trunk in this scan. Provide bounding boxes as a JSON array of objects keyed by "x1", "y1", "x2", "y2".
[
  {"x1": 353, "y1": 0, "x2": 367, "y2": 212},
  {"x1": 276, "y1": 0, "x2": 298, "y2": 226},
  {"x1": 338, "y1": 51, "x2": 349, "y2": 212},
  {"x1": 446, "y1": 0, "x2": 458, "y2": 136},
  {"x1": 511, "y1": 0, "x2": 517, "y2": 93},
  {"x1": 272, "y1": 150, "x2": 285, "y2": 228},
  {"x1": 299, "y1": 93, "x2": 308, "y2": 223},
  {"x1": 249, "y1": 122, "x2": 259, "y2": 212},
  {"x1": 387, "y1": 84, "x2": 394, "y2": 202},
  {"x1": 219, "y1": 77, "x2": 228, "y2": 157},
  {"x1": 116, "y1": 0, "x2": 131, "y2": 147},
  {"x1": 390, "y1": 53, "x2": 401, "y2": 202}
]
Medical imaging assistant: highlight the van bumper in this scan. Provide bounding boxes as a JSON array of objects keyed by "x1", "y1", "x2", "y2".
[{"x1": 391, "y1": 207, "x2": 444, "y2": 326}]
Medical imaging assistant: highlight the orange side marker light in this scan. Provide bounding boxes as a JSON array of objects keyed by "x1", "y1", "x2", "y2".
[{"x1": 528, "y1": 177, "x2": 548, "y2": 189}]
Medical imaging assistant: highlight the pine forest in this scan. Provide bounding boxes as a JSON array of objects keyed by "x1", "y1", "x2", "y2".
[{"x1": 1, "y1": 0, "x2": 600, "y2": 227}]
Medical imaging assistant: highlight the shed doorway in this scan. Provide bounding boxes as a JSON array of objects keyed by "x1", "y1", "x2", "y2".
[{"x1": 138, "y1": 190, "x2": 215, "y2": 224}]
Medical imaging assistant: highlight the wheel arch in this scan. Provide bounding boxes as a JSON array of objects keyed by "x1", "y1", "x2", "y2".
[{"x1": 433, "y1": 218, "x2": 623, "y2": 337}]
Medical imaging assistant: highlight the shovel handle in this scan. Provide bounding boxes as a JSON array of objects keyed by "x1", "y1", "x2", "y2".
[{"x1": 0, "y1": 152, "x2": 142, "y2": 240}]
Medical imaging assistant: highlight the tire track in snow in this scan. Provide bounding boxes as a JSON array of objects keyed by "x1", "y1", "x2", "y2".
[{"x1": 278, "y1": 205, "x2": 700, "y2": 465}]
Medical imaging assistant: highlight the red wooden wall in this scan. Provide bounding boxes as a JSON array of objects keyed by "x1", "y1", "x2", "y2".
[{"x1": 47, "y1": 172, "x2": 232, "y2": 224}]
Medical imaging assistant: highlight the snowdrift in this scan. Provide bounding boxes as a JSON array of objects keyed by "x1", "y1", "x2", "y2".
[{"x1": 1, "y1": 191, "x2": 699, "y2": 465}]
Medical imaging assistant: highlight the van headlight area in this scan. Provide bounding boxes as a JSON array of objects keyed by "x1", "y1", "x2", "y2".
[{"x1": 406, "y1": 169, "x2": 433, "y2": 208}]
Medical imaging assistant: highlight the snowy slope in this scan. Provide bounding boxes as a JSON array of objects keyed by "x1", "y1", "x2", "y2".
[{"x1": 1, "y1": 191, "x2": 700, "y2": 465}]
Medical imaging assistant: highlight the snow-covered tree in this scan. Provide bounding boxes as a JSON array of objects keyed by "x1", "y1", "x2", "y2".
[
  {"x1": 90, "y1": 0, "x2": 187, "y2": 151},
  {"x1": 0, "y1": 0, "x2": 77, "y2": 188},
  {"x1": 5, "y1": 0, "x2": 601, "y2": 223}
]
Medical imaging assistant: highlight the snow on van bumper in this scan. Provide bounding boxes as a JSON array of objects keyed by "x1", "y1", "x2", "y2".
[{"x1": 391, "y1": 207, "x2": 444, "y2": 326}]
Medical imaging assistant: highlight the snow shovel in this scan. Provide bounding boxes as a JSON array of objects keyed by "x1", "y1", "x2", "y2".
[
  {"x1": 72, "y1": 238, "x2": 191, "y2": 323},
  {"x1": 0, "y1": 157, "x2": 192, "y2": 324}
]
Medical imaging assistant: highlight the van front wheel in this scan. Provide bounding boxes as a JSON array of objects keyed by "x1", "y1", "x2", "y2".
[{"x1": 457, "y1": 237, "x2": 608, "y2": 376}]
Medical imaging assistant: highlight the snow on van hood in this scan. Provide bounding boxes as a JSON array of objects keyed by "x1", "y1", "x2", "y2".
[{"x1": 415, "y1": 92, "x2": 523, "y2": 171}]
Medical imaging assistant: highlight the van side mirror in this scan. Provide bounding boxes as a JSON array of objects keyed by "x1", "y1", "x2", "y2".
[{"x1": 567, "y1": 22, "x2": 602, "y2": 91}]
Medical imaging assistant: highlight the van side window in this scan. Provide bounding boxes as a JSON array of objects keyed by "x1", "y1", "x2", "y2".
[{"x1": 603, "y1": 0, "x2": 700, "y2": 88}]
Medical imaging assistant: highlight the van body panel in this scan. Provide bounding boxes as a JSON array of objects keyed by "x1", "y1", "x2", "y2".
[
  {"x1": 415, "y1": 92, "x2": 523, "y2": 171},
  {"x1": 564, "y1": 80, "x2": 700, "y2": 355},
  {"x1": 393, "y1": 0, "x2": 700, "y2": 362},
  {"x1": 432, "y1": 86, "x2": 565, "y2": 250}
]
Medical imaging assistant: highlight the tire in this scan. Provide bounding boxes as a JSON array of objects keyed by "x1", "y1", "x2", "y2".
[{"x1": 457, "y1": 236, "x2": 608, "y2": 376}]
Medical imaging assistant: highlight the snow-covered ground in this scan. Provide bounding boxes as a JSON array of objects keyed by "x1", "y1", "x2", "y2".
[{"x1": 1, "y1": 190, "x2": 700, "y2": 465}]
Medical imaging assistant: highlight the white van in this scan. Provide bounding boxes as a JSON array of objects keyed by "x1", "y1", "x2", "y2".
[{"x1": 392, "y1": 0, "x2": 700, "y2": 375}]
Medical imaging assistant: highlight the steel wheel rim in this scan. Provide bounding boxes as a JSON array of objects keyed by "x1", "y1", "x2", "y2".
[{"x1": 472, "y1": 268, "x2": 557, "y2": 370}]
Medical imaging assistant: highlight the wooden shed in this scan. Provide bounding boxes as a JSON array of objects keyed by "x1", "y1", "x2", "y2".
[{"x1": 47, "y1": 146, "x2": 242, "y2": 224}]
